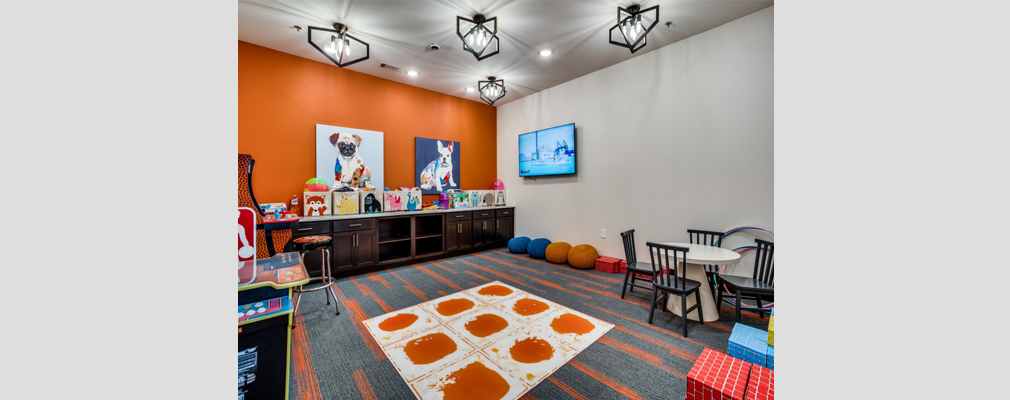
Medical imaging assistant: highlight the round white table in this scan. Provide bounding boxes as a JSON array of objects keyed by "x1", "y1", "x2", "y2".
[{"x1": 653, "y1": 242, "x2": 741, "y2": 322}]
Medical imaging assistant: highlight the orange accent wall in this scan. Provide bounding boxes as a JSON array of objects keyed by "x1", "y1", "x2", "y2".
[{"x1": 239, "y1": 41, "x2": 497, "y2": 205}]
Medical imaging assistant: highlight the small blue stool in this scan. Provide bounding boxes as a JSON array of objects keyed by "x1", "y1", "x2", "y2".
[
  {"x1": 527, "y1": 238, "x2": 552, "y2": 259},
  {"x1": 508, "y1": 237, "x2": 531, "y2": 253}
]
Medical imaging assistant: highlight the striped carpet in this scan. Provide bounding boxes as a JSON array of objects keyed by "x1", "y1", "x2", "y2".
[{"x1": 288, "y1": 249, "x2": 771, "y2": 400}]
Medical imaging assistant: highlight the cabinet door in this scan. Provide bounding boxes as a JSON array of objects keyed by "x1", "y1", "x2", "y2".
[
  {"x1": 484, "y1": 218, "x2": 495, "y2": 245},
  {"x1": 495, "y1": 217, "x2": 513, "y2": 243},
  {"x1": 458, "y1": 220, "x2": 472, "y2": 250},
  {"x1": 354, "y1": 230, "x2": 377, "y2": 268},
  {"x1": 471, "y1": 219, "x2": 484, "y2": 248},
  {"x1": 445, "y1": 222, "x2": 460, "y2": 252},
  {"x1": 331, "y1": 232, "x2": 355, "y2": 271}
]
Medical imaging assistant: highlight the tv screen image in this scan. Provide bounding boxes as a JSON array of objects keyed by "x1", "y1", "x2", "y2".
[{"x1": 518, "y1": 123, "x2": 576, "y2": 177}]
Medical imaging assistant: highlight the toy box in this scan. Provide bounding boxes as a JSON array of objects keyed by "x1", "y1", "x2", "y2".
[
  {"x1": 744, "y1": 364, "x2": 774, "y2": 400},
  {"x1": 332, "y1": 191, "x2": 359, "y2": 216},
  {"x1": 401, "y1": 189, "x2": 422, "y2": 211},
  {"x1": 686, "y1": 348, "x2": 751, "y2": 400},
  {"x1": 383, "y1": 190, "x2": 407, "y2": 212},
  {"x1": 494, "y1": 190, "x2": 506, "y2": 206},
  {"x1": 258, "y1": 203, "x2": 287, "y2": 216},
  {"x1": 359, "y1": 190, "x2": 384, "y2": 214},
  {"x1": 594, "y1": 256, "x2": 622, "y2": 273},
  {"x1": 450, "y1": 191, "x2": 469, "y2": 209},
  {"x1": 478, "y1": 190, "x2": 495, "y2": 207},
  {"x1": 302, "y1": 192, "x2": 331, "y2": 217},
  {"x1": 767, "y1": 308, "x2": 774, "y2": 347},
  {"x1": 468, "y1": 190, "x2": 483, "y2": 207},
  {"x1": 729, "y1": 323, "x2": 770, "y2": 369}
]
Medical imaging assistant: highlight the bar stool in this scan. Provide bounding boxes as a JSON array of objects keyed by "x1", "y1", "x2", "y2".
[{"x1": 291, "y1": 235, "x2": 340, "y2": 326}]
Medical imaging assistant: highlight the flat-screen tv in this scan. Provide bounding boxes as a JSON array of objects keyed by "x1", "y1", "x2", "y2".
[{"x1": 518, "y1": 123, "x2": 576, "y2": 177}]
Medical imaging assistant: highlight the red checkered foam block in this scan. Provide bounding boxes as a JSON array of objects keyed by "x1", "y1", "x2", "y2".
[
  {"x1": 687, "y1": 348, "x2": 751, "y2": 400},
  {"x1": 744, "y1": 364, "x2": 774, "y2": 400},
  {"x1": 595, "y1": 256, "x2": 623, "y2": 273}
]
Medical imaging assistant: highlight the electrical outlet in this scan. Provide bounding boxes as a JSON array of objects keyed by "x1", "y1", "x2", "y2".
[{"x1": 601, "y1": 229, "x2": 606, "y2": 238}]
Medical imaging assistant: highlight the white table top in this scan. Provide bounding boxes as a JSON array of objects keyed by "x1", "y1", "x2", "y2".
[{"x1": 655, "y1": 242, "x2": 742, "y2": 265}]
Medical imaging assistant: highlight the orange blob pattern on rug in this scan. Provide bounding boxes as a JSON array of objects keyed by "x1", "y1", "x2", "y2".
[
  {"x1": 478, "y1": 284, "x2": 514, "y2": 296},
  {"x1": 512, "y1": 298, "x2": 549, "y2": 316},
  {"x1": 436, "y1": 298, "x2": 475, "y2": 316},
  {"x1": 465, "y1": 314, "x2": 510, "y2": 338},
  {"x1": 438, "y1": 361, "x2": 511, "y2": 400},
  {"x1": 550, "y1": 313, "x2": 595, "y2": 335},
  {"x1": 361, "y1": 281, "x2": 615, "y2": 400},
  {"x1": 404, "y1": 333, "x2": 458, "y2": 365},
  {"x1": 509, "y1": 337, "x2": 555, "y2": 364},
  {"x1": 379, "y1": 313, "x2": 419, "y2": 332}
]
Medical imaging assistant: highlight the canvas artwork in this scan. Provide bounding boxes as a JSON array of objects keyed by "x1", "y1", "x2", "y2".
[
  {"x1": 415, "y1": 137, "x2": 461, "y2": 195},
  {"x1": 362, "y1": 281, "x2": 614, "y2": 400},
  {"x1": 316, "y1": 124, "x2": 384, "y2": 191}
]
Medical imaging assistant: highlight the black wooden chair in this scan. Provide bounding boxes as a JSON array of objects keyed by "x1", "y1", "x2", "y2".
[
  {"x1": 688, "y1": 229, "x2": 726, "y2": 293},
  {"x1": 646, "y1": 242, "x2": 704, "y2": 337},
  {"x1": 717, "y1": 239, "x2": 774, "y2": 322},
  {"x1": 620, "y1": 230, "x2": 658, "y2": 299}
]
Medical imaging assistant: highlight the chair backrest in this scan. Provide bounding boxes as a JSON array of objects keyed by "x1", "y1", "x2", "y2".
[
  {"x1": 688, "y1": 229, "x2": 725, "y2": 247},
  {"x1": 646, "y1": 242, "x2": 690, "y2": 290},
  {"x1": 753, "y1": 239, "x2": 774, "y2": 285},
  {"x1": 689, "y1": 229, "x2": 726, "y2": 272},
  {"x1": 620, "y1": 229, "x2": 637, "y2": 264}
]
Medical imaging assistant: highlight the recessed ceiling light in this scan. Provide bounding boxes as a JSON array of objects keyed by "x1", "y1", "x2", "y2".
[
  {"x1": 406, "y1": 70, "x2": 419, "y2": 76},
  {"x1": 465, "y1": 87, "x2": 475, "y2": 92},
  {"x1": 538, "y1": 48, "x2": 553, "y2": 57}
]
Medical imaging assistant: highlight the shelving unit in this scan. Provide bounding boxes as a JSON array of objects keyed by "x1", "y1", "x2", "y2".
[
  {"x1": 378, "y1": 216, "x2": 412, "y2": 264},
  {"x1": 413, "y1": 214, "x2": 444, "y2": 258}
]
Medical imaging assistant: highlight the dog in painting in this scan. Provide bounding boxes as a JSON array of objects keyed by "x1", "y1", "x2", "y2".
[
  {"x1": 330, "y1": 133, "x2": 373, "y2": 191},
  {"x1": 419, "y1": 141, "x2": 457, "y2": 192}
]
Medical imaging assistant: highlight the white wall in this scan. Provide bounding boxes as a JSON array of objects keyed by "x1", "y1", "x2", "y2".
[{"x1": 497, "y1": 7, "x2": 773, "y2": 275}]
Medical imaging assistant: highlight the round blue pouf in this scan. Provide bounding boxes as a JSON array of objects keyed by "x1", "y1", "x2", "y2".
[
  {"x1": 527, "y1": 238, "x2": 552, "y2": 259},
  {"x1": 508, "y1": 237, "x2": 531, "y2": 253}
]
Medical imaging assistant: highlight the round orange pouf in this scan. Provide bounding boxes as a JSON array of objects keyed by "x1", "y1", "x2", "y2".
[
  {"x1": 545, "y1": 242, "x2": 572, "y2": 264},
  {"x1": 567, "y1": 244, "x2": 600, "y2": 269}
]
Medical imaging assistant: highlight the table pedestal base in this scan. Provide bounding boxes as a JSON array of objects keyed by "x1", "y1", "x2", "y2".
[{"x1": 664, "y1": 262, "x2": 720, "y2": 322}]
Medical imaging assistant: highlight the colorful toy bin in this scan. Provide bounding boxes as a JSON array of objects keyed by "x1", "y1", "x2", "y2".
[
  {"x1": 302, "y1": 192, "x2": 331, "y2": 217},
  {"x1": 332, "y1": 191, "x2": 359, "y2": 216},
  {"x1": 359, "y1": 190, "x2": 384, "y2": 214},
  {"x1": 383, "y1": 190, "x2": 407, "y2": 212},
  {"x1": 450, "y1": 191, "x2": 469, "y2": 209},
  {"x1": 468, "y1": 190, "x2": 482, "y2": 207},
  {"x1": 303, "y1": 177, "x2": 329, "y2": 192},
  {"x1": 494, "y1": 190, "x2": 506, "y2": 206}
]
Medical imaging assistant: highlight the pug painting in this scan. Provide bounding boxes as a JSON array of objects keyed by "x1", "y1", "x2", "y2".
[
  {"x1": 330, "y1": 133, "x2": 374, "y2": 191},
  {"x1": 419, "y1": 140, "x2": 457, "y2": 192}
]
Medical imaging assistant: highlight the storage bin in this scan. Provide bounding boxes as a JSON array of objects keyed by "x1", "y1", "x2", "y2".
[{"x1": 302, "y1": 192, "x2": 331, "y2": 217}]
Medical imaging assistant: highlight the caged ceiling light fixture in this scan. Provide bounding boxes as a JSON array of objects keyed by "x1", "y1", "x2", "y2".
[
  {"x1": 478, "y1": 76, "x2": 506, "y2": 105},
  {"x1": 307, "y1": 23, "x2": 370, "y2": 67},
  {"x1": 456, "y1": 14, "x2": 499, "y2": 61},
  {"x1": 608, "y1": 4, "x2": 659, "y2": 54}
]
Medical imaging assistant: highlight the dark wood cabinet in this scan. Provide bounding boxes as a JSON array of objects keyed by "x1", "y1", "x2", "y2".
[
  {"x1": 331, "y1": 228, "x2": 376, "y2": 271},
  {"x1": 495, "y1": 216, "x2": 513, "y2": 244},
  {"x1": 472, "y1": 218, "x2": 495, "y2": 248},
  {"x1": 445, "y1": 220, "x2": 472, "y2": 252}
]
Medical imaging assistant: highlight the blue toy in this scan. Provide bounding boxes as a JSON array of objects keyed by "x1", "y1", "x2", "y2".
[
  {"x1": 728, "y1": 323, "x2": 774, "y2": 370},
  {"x1": 508, "y1": 237, "x2": 531, "y2": 254},
  {"x1": 526, "y1": 238, "x2": 552, "y2": 259}
]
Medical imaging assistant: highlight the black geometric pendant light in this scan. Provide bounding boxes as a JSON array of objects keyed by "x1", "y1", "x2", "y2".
[
  {"x1": 456, "y1": 14, "x2": 499, "y2": 61},
  {"x1": 608, "y1": 4, "x2": 659, "y2": 54},
  {"x1": 478, "y1": 77, "x2": 506, "y2": 105},
  {"x1": 307, "y1": 23, "x2": 370, "y2": 67}
]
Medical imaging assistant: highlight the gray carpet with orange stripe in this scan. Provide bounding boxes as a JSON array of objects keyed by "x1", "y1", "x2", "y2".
[{"x1": 289, "y1": 248, "x2": 771, "y2": 400}]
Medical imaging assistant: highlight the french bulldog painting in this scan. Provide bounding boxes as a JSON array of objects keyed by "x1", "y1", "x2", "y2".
[{"x1": 417, "y1": 139, "x2": 458, "y2": 193}]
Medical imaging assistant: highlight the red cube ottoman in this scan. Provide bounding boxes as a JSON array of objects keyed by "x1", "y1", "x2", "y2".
[
  {"x1": 687, "y1": 348, "x2": 751, "y2": 400},
  {"x1": 744, "y1": 364, "x2": 774, "y2": 400},
  {"x1": 595, "y1": 256, "x2": 622, "y2": 273}
]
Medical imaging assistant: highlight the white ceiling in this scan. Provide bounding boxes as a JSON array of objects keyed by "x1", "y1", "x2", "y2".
[{"x1": 238, "y1": 0, "x2": 773, "y2": 106}]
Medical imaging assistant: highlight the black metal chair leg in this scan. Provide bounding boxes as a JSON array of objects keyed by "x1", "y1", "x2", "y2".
[
  {"x1": 648, "y1": 288, "x2": 658, "y2": 324},
  {"x1": 735, "y1": 288, "x2": 743, "y2": 323},
  {"x1": 681, "y1": 295, "x2": 689, "y2": 337},
  {"x1": 695, "y1": 290, "x2": 704, "y2": 325},
  {"x1": 621, "y1": 271, "x2": 631, "y2": 299},
  {"x1": 629, "y1": 274, "x2": 636, "y2": 293},
  {"x1": 716, "y1": 284, "x2": 724, "y2": 315}
]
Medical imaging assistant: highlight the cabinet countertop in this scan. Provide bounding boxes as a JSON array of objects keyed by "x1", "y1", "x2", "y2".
[{"x1": 299, "y1": 205, "x2": 513, "y2": 223}]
